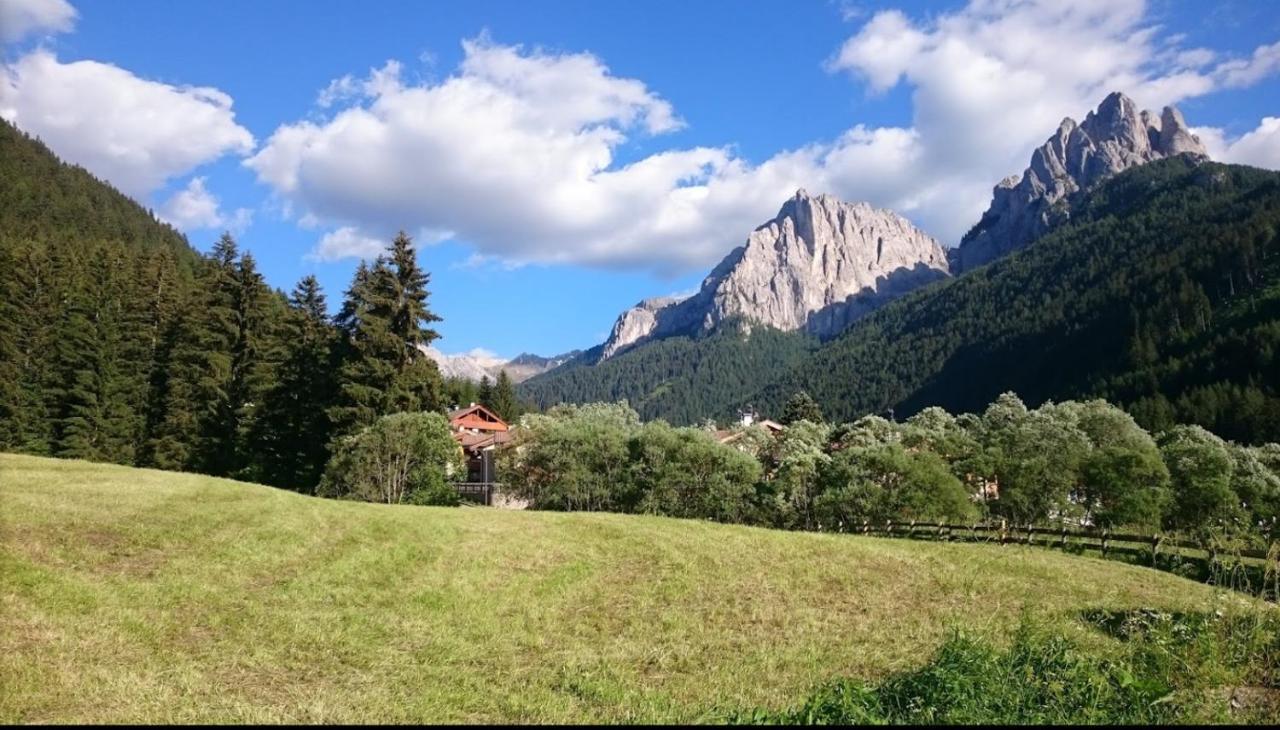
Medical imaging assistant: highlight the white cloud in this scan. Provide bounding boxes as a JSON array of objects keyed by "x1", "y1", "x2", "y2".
[
  {"x1": 251, "y1": 7, "x2": 1280, "y2": 274},
  {"x1": 159, "y1": 176, "x2": 252, "y2": 232},
  {"x1": 0, "y1": 50, "x2": 254, "y2": 198},
  {"x1": 1194, "y1": 118, "x2": 1280, "y2": 171},
  {"x1": 1214, "y1": 40, "x2": 1280, "y2": 89},
  {"x1": 817, "y1": 0, "x2": 1280, "y2": 241},
  {"x1": 0, "y1": 0, "x2": 76, "y2": 43},
  {"x1": 308, "y1": 226, "x2": 387, "y2": 262}
]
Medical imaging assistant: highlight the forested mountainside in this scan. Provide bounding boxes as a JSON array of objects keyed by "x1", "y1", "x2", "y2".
[
  {"x1": 761, "y1": 157, "x2": 1280, "y2": 442},
  {"x1": 0, "y1": 119, "x2": 197, "y2": 264},
  {"x1": 519, "y1": 324, "x2": 817, "y2": 423},
  {"x1": 0, "y1": 118, "x2": 446, "y2": 492},
  {"x1": 524, "y1": 158, "x2": 1280, "y2": 441}
]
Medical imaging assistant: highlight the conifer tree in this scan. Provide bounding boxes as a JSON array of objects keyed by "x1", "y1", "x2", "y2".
[
  {"x1": 149, "y1": 234, "x2": 241, "y2": 471},
  {"x1": 781, "y1": 390, "x2": 825, "y2": 425},
  {"x1": 492, "y1": 369, "x2": 519, "y2": 421},
  {"x1": 329, "y1": 233, "x2": 445, "y2": 439},
  {"x1": 219, "y1": 251, "x2": 286, "y2": 480},
  {"x1": 51, "y1": 241, "x2": 133, "y2": 462},
  {"x1": 477, "y1": 375, "x2": 494, "y2": 410},
  {"x1": 254, "y1": 275, "x2": 338, "y2": 491},
  {"x1": 387, "y1": 231, "x2": 444, "y2": 413},
  {"x1": 0, "y1": 241, "x2": 57, "y2": 453}
]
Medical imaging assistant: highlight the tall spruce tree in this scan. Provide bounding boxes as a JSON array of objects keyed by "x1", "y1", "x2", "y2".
[
  {"x1": 387, "y1": 231, "x2": 444, "y2": 413},
  {"x1": 330, "y1": 233, "x2": 445, "y2": 439},
  {"x1": 0, "y1": 240, "x2": 58, "y2": 453},
  {"x1": 477, "y1": 375, "x2": 494, "y2": 410},
  {"x1": 148, "y1": 234, "x2": 241, "y2": 472},
  {"x1": 254, "y1": 275, "x2": 338, "y2": 491},
  {"x1": 492, "y1": 370, "x2": 518, "y2": 421},
  {"x1": 216, "y1": 251, "x2": 286, "y2": 480},
  {"x1": 50, "y1": 241, "x2": 143, "y2": 463}
]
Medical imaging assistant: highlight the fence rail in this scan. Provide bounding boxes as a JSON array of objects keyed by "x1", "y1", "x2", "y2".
[
  {"x1": 453, "y1": 482, "x2": 499, "y2": 506},
  {"x1": 846, "y1": 519, "x2": 1279, "y2": 600}
]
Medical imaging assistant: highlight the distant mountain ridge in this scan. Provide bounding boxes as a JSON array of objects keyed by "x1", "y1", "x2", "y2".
[
  {"x1": 423, "y1": 345, "x2": 581, "y2": 383},
  {"x1": 600, "y1": 189, "x2": 949, "y2": 359}
]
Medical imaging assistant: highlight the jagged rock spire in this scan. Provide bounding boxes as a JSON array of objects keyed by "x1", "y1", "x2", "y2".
[
  {"x1": 600, "y1": 190, "x2": 949, "y2": 359},
  {"x1": 951, "y1": 91, "x2": 1209, "y2": 273}
]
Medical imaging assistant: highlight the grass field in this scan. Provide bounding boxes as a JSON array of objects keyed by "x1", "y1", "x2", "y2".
[{"x1": 0, "y1": 453, "x2": 1262, "y2": 723}]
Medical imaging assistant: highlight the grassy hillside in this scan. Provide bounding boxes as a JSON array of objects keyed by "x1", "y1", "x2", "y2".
[{"x1": 0, "y1": 454, "x2": 1253, "y2": 723}]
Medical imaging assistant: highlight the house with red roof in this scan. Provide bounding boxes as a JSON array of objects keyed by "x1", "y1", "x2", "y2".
[{"x1": 448, "y1": 403, "x2": 513, "y2": 484}]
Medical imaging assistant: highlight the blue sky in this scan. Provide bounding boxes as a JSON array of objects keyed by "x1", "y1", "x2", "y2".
[{"x1": 3, "y1": 0, "x2": 1279, "y2": 358}]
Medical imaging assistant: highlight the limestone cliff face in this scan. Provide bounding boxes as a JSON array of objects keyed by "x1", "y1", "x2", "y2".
[
  {"x1": 952, "y1": 92, "x2": 1209, "y2": 273},
  {"x1": 599, "y1": 190, "x2": 950, "y2": 359}
]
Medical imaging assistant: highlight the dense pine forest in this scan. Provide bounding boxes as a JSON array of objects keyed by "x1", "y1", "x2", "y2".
[
  {"x1": 518, "y1": 324, "x2": 816, "y2": 423},
  {"x1": 0, "y1": 119, "x2": 449, "y2": 493},
  {"x1": 524, "y1": 158, "x2": 1280, "y2": 442}
]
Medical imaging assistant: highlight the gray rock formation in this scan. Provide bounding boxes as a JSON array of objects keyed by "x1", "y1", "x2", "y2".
[
  {"x1": 951, "y1": 91, "x2": 1209, "y2": 273},
  {"x1": 599, "y1": 189, "x2": 950, "y2": 359},
  {"x1": 601, "y1": 295, "x2": 690, "y2": 360}
]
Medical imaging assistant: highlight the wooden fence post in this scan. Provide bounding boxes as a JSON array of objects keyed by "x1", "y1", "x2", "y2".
[
  {"x1": 999, "y1": 519, "x2": 1008, "y2": 546},
  {"x1": 1100, "y1": 530, "x2": 1110, "y2": 559},
  {"x1": 1060, "y1": 527, "x2": 1068, "y2": 550},
  {"x1": 862, "y1": 519, "x2": 869, "y2": 535},
  {"x1": 1151, "y1": 533, "x2": 1161, "y2": 567}
]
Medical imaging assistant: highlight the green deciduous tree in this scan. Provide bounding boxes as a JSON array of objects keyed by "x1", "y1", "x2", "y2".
[{"x1": 319, "y1": 412, "x2": 462, "y2": 505}]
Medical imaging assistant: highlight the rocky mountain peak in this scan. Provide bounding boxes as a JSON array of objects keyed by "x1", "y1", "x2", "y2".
[
  {"x1": 951, "y1": 91, "x2": 1209, "y2": 273},
  {"x1": 598, "y1": 190, "x2": 950, "y2": 359}
]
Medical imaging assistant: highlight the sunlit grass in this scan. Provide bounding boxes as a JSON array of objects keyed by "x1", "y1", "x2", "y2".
[{"x1": 0, "y1": 453, "x2": 1253, "y2": 723}]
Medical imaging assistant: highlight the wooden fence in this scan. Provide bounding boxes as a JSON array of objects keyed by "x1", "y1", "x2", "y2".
[
  {"x1": 845, "y1": 519, "x2": 1280, "y2": 600},
  {"x1": 453, "y1": 482, "x2": 497, "y2": 506}
]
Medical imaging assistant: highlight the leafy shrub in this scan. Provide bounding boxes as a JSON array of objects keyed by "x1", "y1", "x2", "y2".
[
  {"x1": 728, "y1": 608, "x2": 1280, "y2": 724},
  {"x1": 319, "y1": 412, "x2": 462, "y2": 505}
]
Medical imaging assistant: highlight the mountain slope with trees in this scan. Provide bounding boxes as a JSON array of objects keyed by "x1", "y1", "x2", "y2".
[
  {"x1": 0, "y1": 117, "x2": 445, "y2": 493},
  {"x1": 526, "y1": 158, "x2": 1280, "y2": 441},
  {"x1": 761, "y1": 157, "x2": 1280, "y2": 442},
  {"x1": 520, "y1": 322, "x2": 817, "y2": 423},
  {"x1": 0, "y1": 119, "x2": 197, "y2": 265}
]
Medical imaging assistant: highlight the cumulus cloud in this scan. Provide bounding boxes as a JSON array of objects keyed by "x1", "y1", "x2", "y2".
[
  {"x1": 160, "y1": 176, "x2": 252, "y2": 232},
  {"x1": 308, "y1": 226, "x2": 388, "y2": 262},
  {"x1": 816, "y1": 0, "x2": 1280, "y2": 240},
  {"x1": 251, "y1": 5, "x2": 1280, "y2": 274},
  {"x1": 0, "y1": 50, "x2": 254, "y2": 198},
  {"x1": 0, "y1": 0, "x2": 76, "y2": 43},
  {"x1": 1194, "y1": 118, "x2": 1280, "y2": 171}
]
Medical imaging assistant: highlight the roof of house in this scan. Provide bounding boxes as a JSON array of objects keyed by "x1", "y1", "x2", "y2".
[
  {"x1": 456, "y1": 429, "x2": 515, "y2": 452},
  {"x1": 713, "y1": 429, "x2": 744, "y2": 445},
  {"x1": 448, "y1": 403, "x2": 509, "y2": 432}
]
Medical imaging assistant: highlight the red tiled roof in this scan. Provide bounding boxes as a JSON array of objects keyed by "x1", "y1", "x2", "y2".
[
  {"x1": 448, "y1": 404, "x2": 509, "y2": 432},
  {"x1": 455, "y1": 429, "x2": 515, "y2": 452}
]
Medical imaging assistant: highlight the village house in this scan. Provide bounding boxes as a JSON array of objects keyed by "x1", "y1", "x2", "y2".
[
  {"x1": 447, "y1": 403, "x2": 512, "y2": 484},
  {"x1": 713, "y1": 406, "x2": 785, "y2": 447}
]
